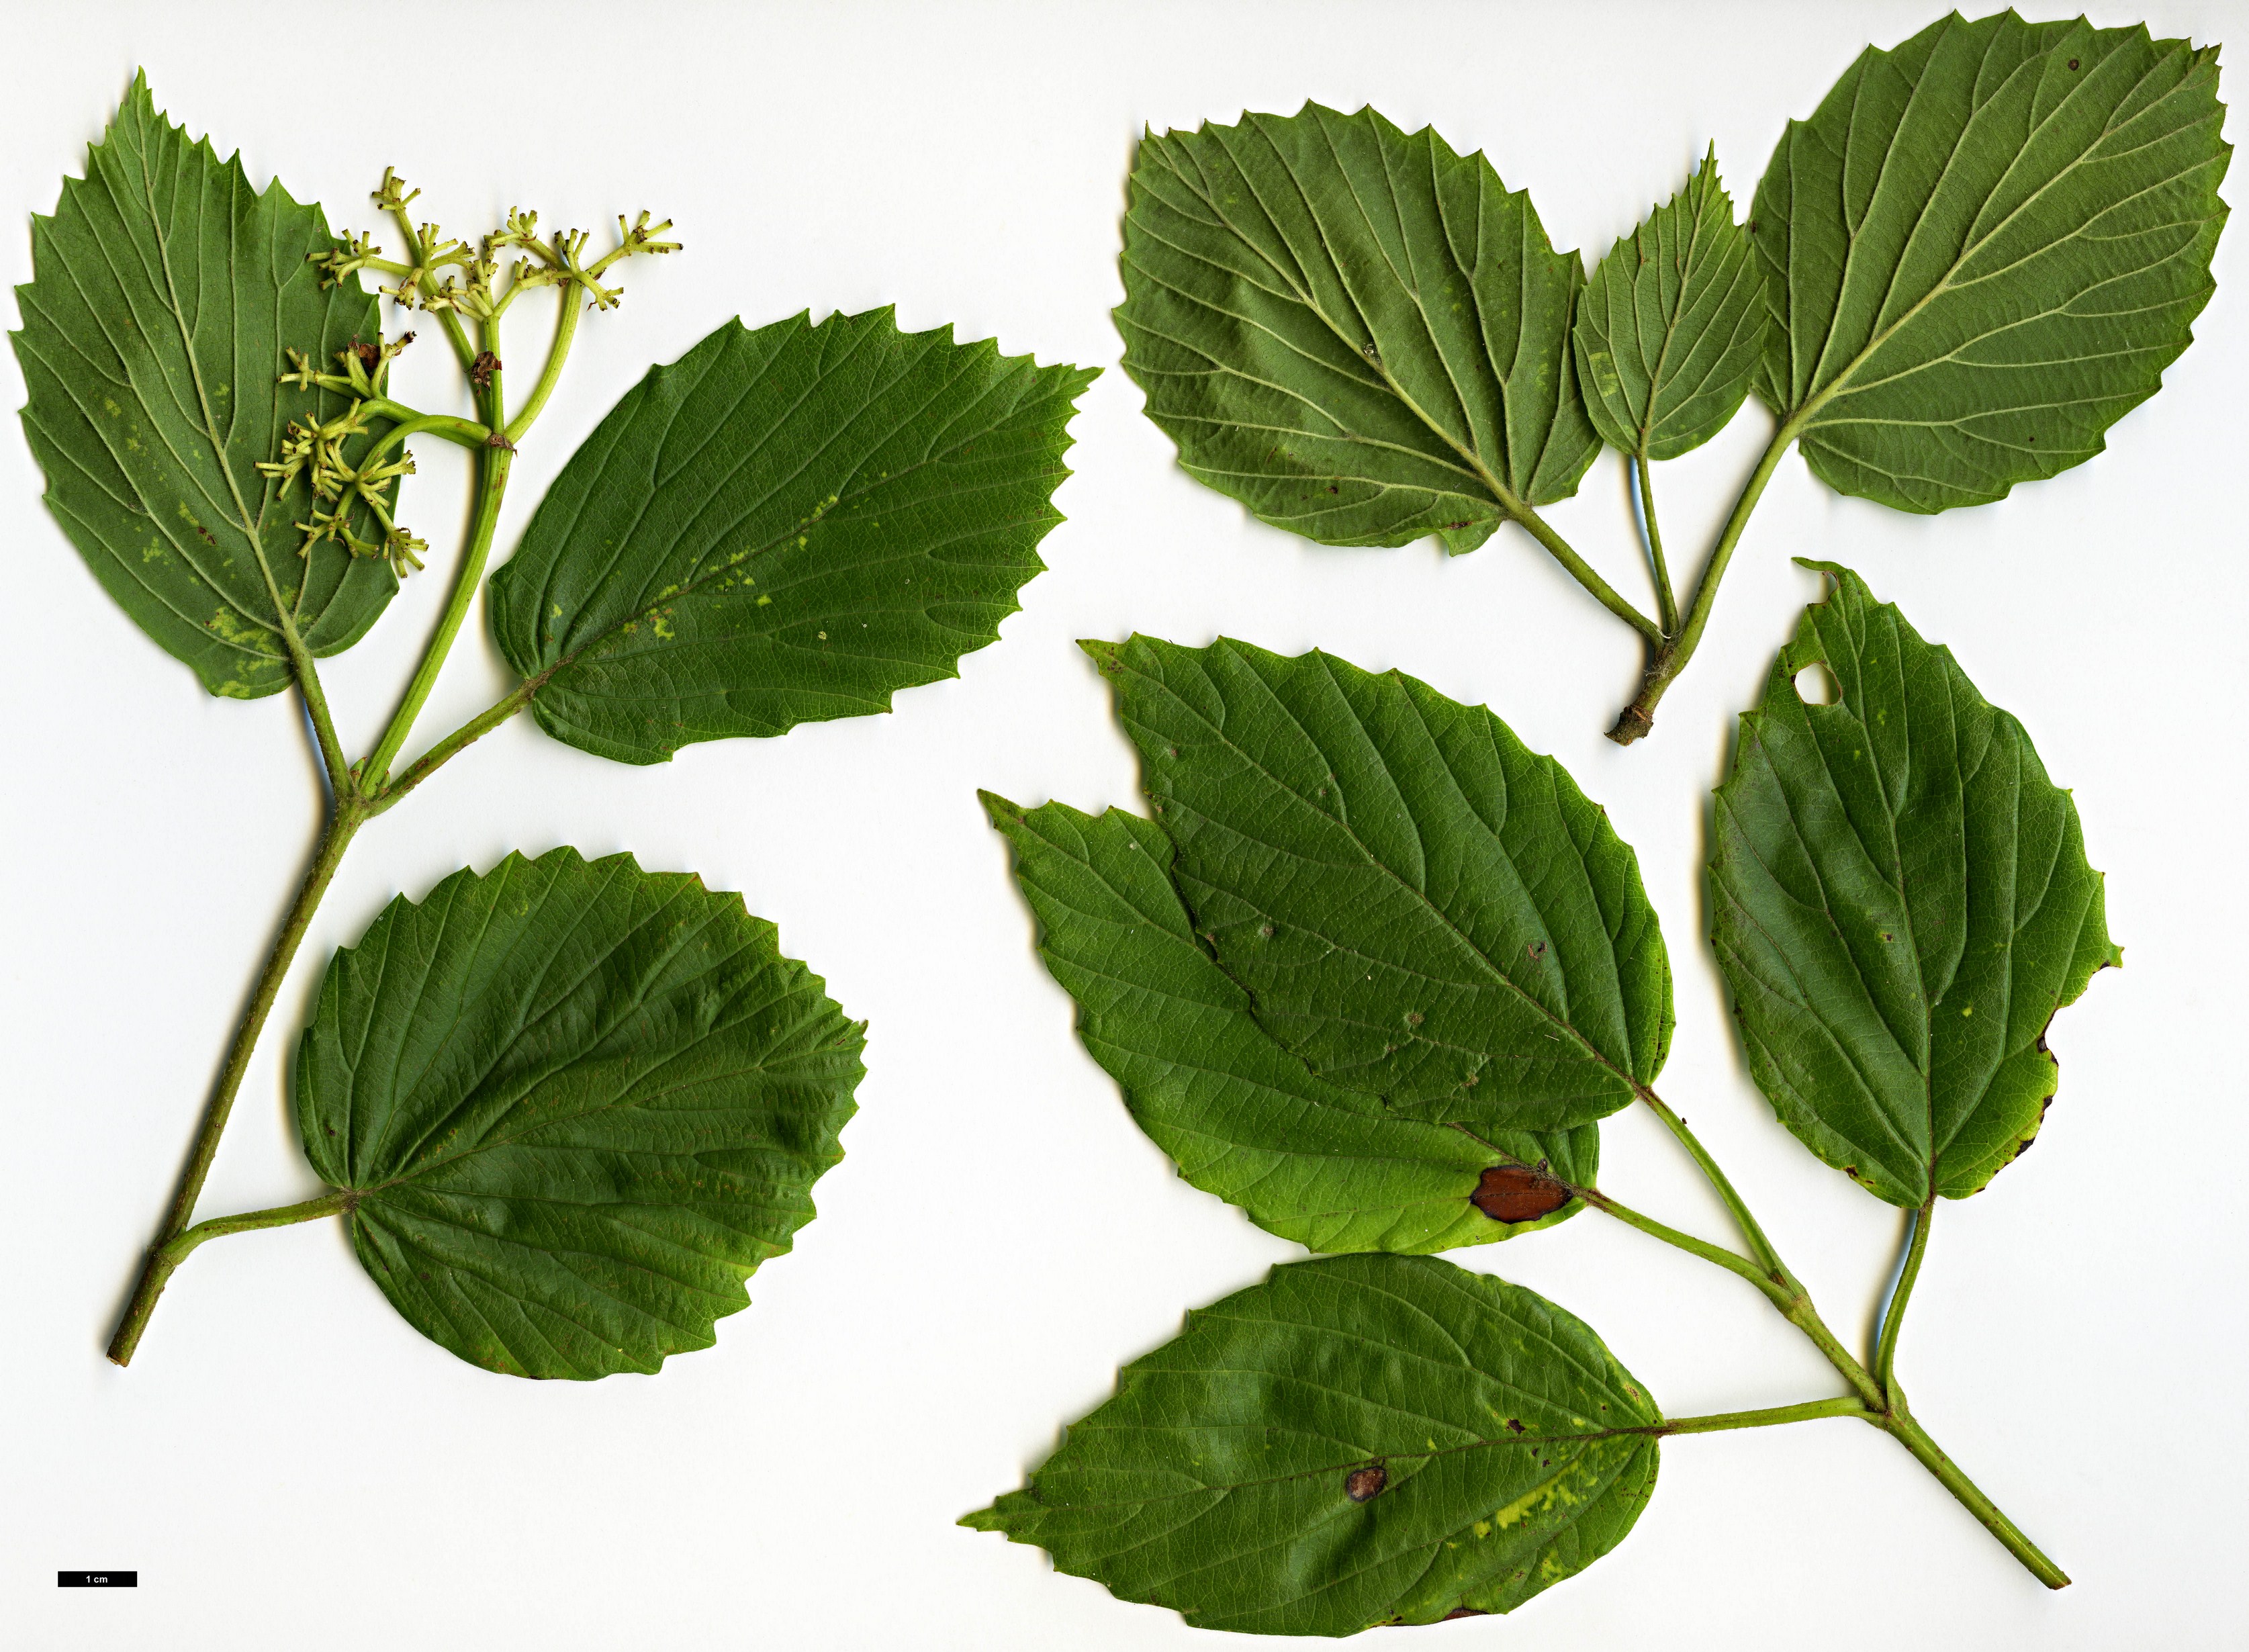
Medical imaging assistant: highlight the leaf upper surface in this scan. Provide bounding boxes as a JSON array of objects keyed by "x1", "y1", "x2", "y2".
[
  {"x1": 1711, "y1": 564, "x2": 2115, "y2": 1206},
  {"x1": 1117, "y1": 103, "x2": 1599, "y2": 555},
  {"x1": 986, "y1": 792, "x2": 1594, "y2": 1254},
  {"x1": 295, "y1": 847, "x2": 864, "y2": 1378},
  {"x1": 488, "y1": 309, "x2": 1095, "y2": 764},
  {"x1": 1088, "y1": 637, "x2": 1671, "y2": 1134},
  {"x1": 11, "y1": 74, "x2": 399, "y2": 698},
  {"x1": 1753, "y1": 11, "x2": 2230, "y2": 512},
  {"x1": 965, "y1": 1253, "x2": 1660, "y2": 1634},
  {"x1": 1575, "y1": 148, "x2": 1769, "y2": 462}
]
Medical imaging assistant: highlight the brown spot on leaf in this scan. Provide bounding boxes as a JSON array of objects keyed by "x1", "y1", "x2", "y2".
[
  {"x1": 1442, "y1": 1608, "x2": 1489, "y2": 1620},
  {"x1": 1504, "y1": 1417, "x2": 1526, "y2": 1434},
  {"x1": 1346, "y1": 1464, "x2": 1387, "y2": 1502},
  {"x1": 1527, "y1": 940, "x2": 1547, "y2": 961},
  {"x1": 351, "y1": 336, "x2": 381, "y2": 371},
  {"x1": 2068, "y1": 57, "x2": 2080, "y2": 69},
  {"x1": 1471, "y1": 1164, "x2": 1570, "y2": 1223}
]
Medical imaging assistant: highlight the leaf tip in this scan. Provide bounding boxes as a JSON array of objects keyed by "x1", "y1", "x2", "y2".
[{"x1": 978, "y1": 788, "x2": 1026, "y2": 829}]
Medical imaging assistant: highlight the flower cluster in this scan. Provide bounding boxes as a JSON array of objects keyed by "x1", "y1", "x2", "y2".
[
  {"x1": 257, "y1": 339, "x2": 425, "y2": 576},
  {"x1": 314, "y1": 170, "x2": 679, "y2": 321}
]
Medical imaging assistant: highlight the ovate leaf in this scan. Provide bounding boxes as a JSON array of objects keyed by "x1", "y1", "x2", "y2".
[
  {"x1": 984, "y1": 792, "x2": 1594, "y2": 1254},
  {"x1": 1711, "y1": 564, "x2": 2115, "y2": 1207},
  {"x1": 295, "y1": 847, "x2": 864, "y2": 1378},
  {"x1": 1087, "y1": 637, "x2": 1671, "y2": 1133},
  {"x1": 1753, "y1": 12, "x2": 2230, "y2": 512},
  {"x1": 966, "y1": 1254, "x2": 1661, "y2": 1634},
  {"x1": 1575, "y1": 147, "x2": 1768, "y2": 461},
  {"x1": 1117, "y1": 103, "x2": 1598, "y2": 555},
  {"x1": 11, "y1": 73, "x2": 400, "y2": 699},
  {"x1": 488, "y1": 310, "x2": 1096, "y2": 764}
]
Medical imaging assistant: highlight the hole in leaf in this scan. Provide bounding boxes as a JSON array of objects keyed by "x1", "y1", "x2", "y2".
[{"x1": 1792, "y1": 661, "x2": 1841, "y2": 705}]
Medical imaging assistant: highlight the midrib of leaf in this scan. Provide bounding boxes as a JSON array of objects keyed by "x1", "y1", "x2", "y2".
[
  {"x1": 1791, "y1": 32, "x2": 2193, "y2": 433},
  {"x1": 131, "y1": 104, "x2": 294, "y2": 644},
  {"x1": 557, "y1": 318, "x2": 864, "y2": 621},
  {"x1": 1743, "y1": 611, "x2": 2063, "y2": 1194},
  {"x1": 360, "y1": 878, "x2": 785, "y2": 1187},
  {"x1": 1144, "y1": 131, "x2": 1534, "y2": 518},
  {"x1": 531, "y1": 330, "x2": 1040, "y2": 686},
  {"x1": 1727, "y1": 718, "x2": 1930, "y2": 1173},
  {"x1": 1631, "y1": 183, "x2": 1708, "y2": 454},
  {"x1": 1150, "y1": 657, "x2": 1639, "y2": 1099},
  {"x1": 1044, "y1": 1424, "x2": 1629, "y2": 1514}
]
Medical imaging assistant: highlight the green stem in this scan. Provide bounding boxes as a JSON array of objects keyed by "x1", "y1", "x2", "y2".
[
  {"x1": 389, "y1": 206, "x2": 479, "y2": 377},
  {"x1": 1882, "y1": 1408, "x2": 2070, "y2": 1589},
  {"x1": 1661, "y1": 1396, "x2": 1872, "y2": 1436},
  {"x1": 155, "y1": 1191, "x2": 352, "y2": 1269},
  {"x1": 1875, "y1": 1198, "x2": 1935, "y2": 1395},
  {"x1": 1635, "y1": 1089, "x2": 1789, "y2": 1281},
  {"x1": 106, "y1": 802, "x2": 365, "y2": 1366},
  {"x1": 1634, "y1": 450, "x2": 1680, "y2": 635},
  {"x1": 369, "y1": 676, "x2": 541, "y2": 815},
  {"x1": 281, "y1": 636, "x2": 353, "y2": 798},
  {"x1": 1607, "y1": 418, "x2": 1799, "y2": 744},
  {"x1": 360, "y1": 406, "x2": 491, "y2": 464},
  {"x1": 1508, "y1": 500, "x2": 1664, "y2": 646},
  {"x1": 1575, "y1": 1186, "x2": 1794, "y2": 1312},
  {"x1": 361, "y1": 413, "x2": 512, "y2": 792},
  {"x1": 505, "y1": 281, "x2": 584, "y2": 443},
  {"x1": 1608, "y1": 1099, "x2": 2066, "y2": 1585}
]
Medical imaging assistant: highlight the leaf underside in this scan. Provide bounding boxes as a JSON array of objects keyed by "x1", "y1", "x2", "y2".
[
  {"x1": 1117, "y1": 102, "x2": 1598, "y2": 556},
  {"x1": 488, "y1": 308, "x2": 1096, "y2": 764},
  {"x1": 295, "y1": 847, "x2": 864, "y2": 1378},
  {"x1": 1085, "y1": 636, "x2": 1671, "y2": 1135},
  {"x1": 11, "y1": 73, "x2": 398, "y2": 699},
  {"x1": 966, "y1": 1254, "x2": 1660, "y2": 1635},
  {"x1": 1575, "y1": 147, "x2": 1768, "y2": 463},
  {"x1": 1711, "y1": 564, "x2": 2115, "y2": 1207},
  {"x1": 985, "y1": 792, "x2": 1594, "y2": 1254},
  {"x1": 1755, "y1": 11, "x2": 2230, "y2": 512}
]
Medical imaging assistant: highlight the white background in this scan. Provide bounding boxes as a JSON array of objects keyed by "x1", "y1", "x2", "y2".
[{"x1": 2, "y1": 2, "x2": 2242, "y2": 1647}]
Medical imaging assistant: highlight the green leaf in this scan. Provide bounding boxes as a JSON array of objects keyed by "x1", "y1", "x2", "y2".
[
  {"x1": 487, "y1": 309, "x2": 1095, "y2": 764},
  {"x1": 965, "y1": 1253, "x2": 1660, "y2": 1634},
  {"x1": 1117, "y1": 103, "x2": 1598, "y2": 557},
  {"x1": 1575, "y1": 146, "x2": 1768, "y2": 462},
  {"x1": 11, "y1": 73, "x2": 400, "y2": 700},
  {"x1": 1710, "y1": 563, "x2": 2116, "y2": 1207},
  {"x1": 294, "y1": 847, "x2": 863, "y2": 1378},
  {"x1": 1085, "y1": 636, "x2": 1671, "y2": 1134},
  {"x1": 984, "y1": 792, "x2": 1594, "y2": 1254},
  {"x1": 1753, "y1": 12, "x2": 2230, "y2": 512}
]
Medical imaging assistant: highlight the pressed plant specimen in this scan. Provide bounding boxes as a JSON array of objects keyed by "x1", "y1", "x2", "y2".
[
  {"x1": 1113, "y1": 11, "x2": 2227, "y2": 740},
  {"x1": 15, "y1": 77, "x2": 1095, "y2": 1375},
  {"x1": 971, "y1": 565, "x2": 2113, "y2": 1627}
]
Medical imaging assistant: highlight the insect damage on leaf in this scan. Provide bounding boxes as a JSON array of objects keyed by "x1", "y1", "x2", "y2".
[
  {"x1": 1711, "y1": 562, "x2": 2115, "y2": 1208},
  {"x1": 965, "y1": 1256, "x2": 1661, "y2": 1634}
]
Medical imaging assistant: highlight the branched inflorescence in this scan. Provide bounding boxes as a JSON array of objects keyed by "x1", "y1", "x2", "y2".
[
  {"x1": 315, "y1": 168, "x2": 678, "y2": 322},
  {"x1": 271, "y1": 169, "x2": 681, "y2": 578},
  {"x1": 259, "y1": 336, "x2": 423, "y2": 573}
]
